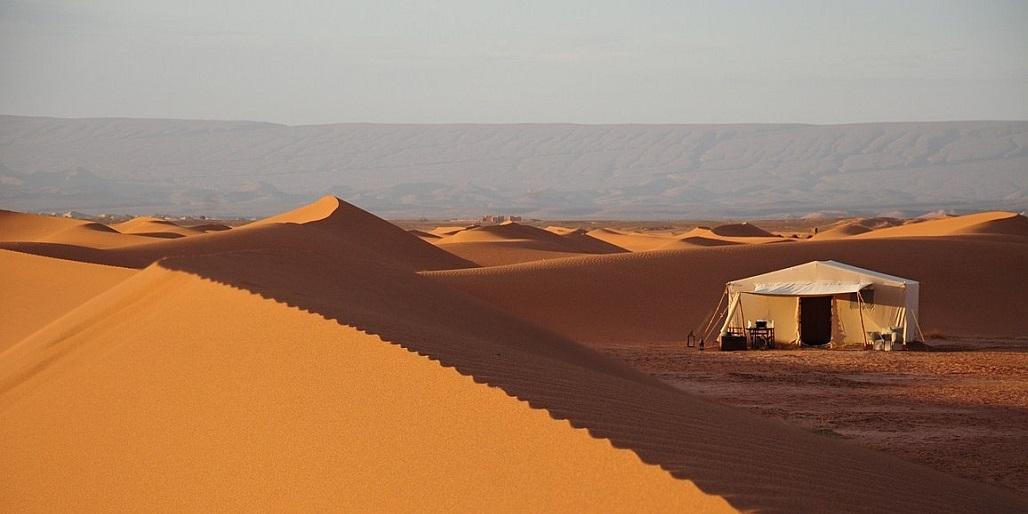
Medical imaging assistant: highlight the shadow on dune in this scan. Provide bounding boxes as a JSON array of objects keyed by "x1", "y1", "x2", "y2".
[{"x1": 154, "y1": 247, "x2": 1024, "y2": 514}]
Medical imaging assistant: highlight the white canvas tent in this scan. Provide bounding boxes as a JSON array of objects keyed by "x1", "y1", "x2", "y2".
[{"x1": 715, "y1": 261, "x2": 921, "y2": 347}]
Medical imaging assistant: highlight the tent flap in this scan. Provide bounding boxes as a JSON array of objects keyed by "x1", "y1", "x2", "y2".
[{"x1": 749, "y1": 281, "x2": 871, "y2": 296}]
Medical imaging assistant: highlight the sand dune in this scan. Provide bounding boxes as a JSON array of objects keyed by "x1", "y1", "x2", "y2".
[
  {"x1": 431, "y1": 225, "x2": 476, "y2": 236},
  {"x1": 0, "y1": 196, "x2": 473, "y2": 272},
  {"x1": 0, "y1": 263, "x2": 732, "y2": 512},
  {"x1": 427, "y1": 236, "x2": 1028, "y2": 344},
  {"x1": 586, "y1": 228, "x2": 676, "y2": 251},
  {"x1": 0, "y1": 210, "x2": 154, "y2": 248},
  {"x1": 560, "y1": 228, "x2": 629, "y2": 254},
  {"x1": 588, "y1": 223, "x2": 784, "y2": 252},
  {"x1": 246, "y1": 196, "x2": 476, "y2": 270},
  {"x1": 435, "y1": 222, "x2": 560, "y2": 244},
  {"x1": 2, "y1": 198, "x2": 1026, "y2": 512},
  {"x1": 544, "y1": 225, "x2": 577, "y2": 235},
  {"x1": 112, "y1": 216, "x2": 205, "y2": 239},
  {"x1": 189, "y1": 222, "x2": 232, "y2": 232},
  {"x1": 854, "y1": 211, "x2": 1028, "y2": 239},
  {"x1": 659, "y1": 236, "x2": 741, "y2": 250},
  {"x1": 680, "y1": 226, "x2": 784, "y2": 245},
  {"x1": 709, "y1": 222, "x2": 776, "y2": 238},
  {"x1": 810, "y1": 217, "x2": 903, "y2": 239},
  {"x1": 0, "y1": 249, "x2": 135, "y2": 352},
  {"x1": 408, "y1": 228, "x2": 442, "y2": 240},
  {"x1": 434, "y1": 222, "x2": 626, "y2": 266}
]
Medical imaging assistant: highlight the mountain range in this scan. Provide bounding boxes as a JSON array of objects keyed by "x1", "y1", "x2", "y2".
[{"x1": 1, "y1": 115, "x2": 1025, "y2": 218}]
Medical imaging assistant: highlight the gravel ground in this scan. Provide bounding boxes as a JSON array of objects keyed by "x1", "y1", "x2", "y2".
[{"x1": 601, "y1": 340, "x2": 1028, "y2": 494}]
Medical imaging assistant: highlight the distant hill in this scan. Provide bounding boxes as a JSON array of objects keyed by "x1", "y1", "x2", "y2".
[{"x1": 1, "y1": 115, "x2": 1025, "y2": 217}]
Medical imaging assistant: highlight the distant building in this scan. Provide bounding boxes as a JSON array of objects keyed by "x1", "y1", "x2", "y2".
[{"x1": 481, "y1": 215, "x2": 522, "y2": 223}]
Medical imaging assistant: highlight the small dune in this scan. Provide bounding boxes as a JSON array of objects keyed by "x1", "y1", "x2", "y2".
[
  {"x1": 544, "y1": 225, "x2": 577, "y2": 235},
  {"x1": 112, "y1": 216, "x2": 205, "y2": 238},
  {"x1": 0, "y1": 210, "x2": 152, "y2": 248},
  {"x1": 709, "y1": 222, "x2": 776, "y2": 238},
  {"x1": 188, "y1": 223, "x2": 232, "y2": 232},
  {"x1": 812, "y1": 217, "x2": 905, "y2": 239},
  {"x1": 408, "y1": 229, "x2": 442, "y2": 240},
  {"x1": 434, "y1": 222, "x2": 626, "y2": 265},
  {"x1": 678, "y1": 226, "x2": 783, "y2": 245},
  {"x1": 430, "y1": 225, "x2": 477, "y2": 236},
  {"x1": 560, "y1": 228, "x2": 629, "y2": 254},
  {"x1": 586, "y1": 228, "x2": 676, "y2": 251},
  {"x1": 659, "y1": 236, "x2": 741, "y2": 250}
]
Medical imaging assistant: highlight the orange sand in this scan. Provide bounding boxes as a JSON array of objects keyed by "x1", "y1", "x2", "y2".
[{"x1": 0, "y1": 249, "x2": 136, "y2": 352}]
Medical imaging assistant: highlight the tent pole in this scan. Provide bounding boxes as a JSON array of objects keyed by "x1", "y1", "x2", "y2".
[
  {"x1": 737, "y1": 295, "x2": 748, "y2": 348},
  {"x1": 909, "y1": 307, "x2": 928, "y2": 343},
  {"x1": 698, "y1": 287, "x2": 728, "y2": 341},
  {"x1": 857, "y1": 291, "x2": 869, "y2": 349},
  {"x1": 702, "y1": 287, "x2": 732, "y2": 343}
]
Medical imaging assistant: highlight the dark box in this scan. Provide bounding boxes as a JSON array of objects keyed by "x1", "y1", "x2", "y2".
[{"x1": 720, "y1": 335, "x2": 748, "y2": 351}]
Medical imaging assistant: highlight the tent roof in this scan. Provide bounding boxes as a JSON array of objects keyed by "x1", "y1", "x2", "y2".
[
  {"x1": 727, "y1": 260, "x2": 917, "y2": 293},
  {"x1": 751, "y1": 281, "x2": 872, "y2": 296}
]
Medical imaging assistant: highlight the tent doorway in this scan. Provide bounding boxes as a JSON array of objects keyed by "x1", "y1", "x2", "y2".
[{"x1": 800, "y1": 296, "x2": 833, "y2": 345}]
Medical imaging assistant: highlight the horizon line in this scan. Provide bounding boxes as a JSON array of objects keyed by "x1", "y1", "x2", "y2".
[{"x1": 3, "y1": 113, "x2": 1028, "y2": 128}]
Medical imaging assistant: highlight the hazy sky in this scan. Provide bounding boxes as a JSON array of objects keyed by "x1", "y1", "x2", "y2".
[{"x1": 1, "y1": 0, "x2": 1026, "y2": 124}]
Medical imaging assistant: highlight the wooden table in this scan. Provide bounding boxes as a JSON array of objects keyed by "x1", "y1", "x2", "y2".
[{"x1": 746, "y1": 327, "x2": 775, "y2": 349}]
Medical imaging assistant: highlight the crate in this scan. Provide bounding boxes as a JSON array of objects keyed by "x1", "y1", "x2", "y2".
[{"x1": 720, "y1": 335, "x2": 748, "y2": 351}]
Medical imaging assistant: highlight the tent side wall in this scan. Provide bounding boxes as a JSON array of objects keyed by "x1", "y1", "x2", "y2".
[
  {"x1": 832, "y1": 284, "x2": 908, "y2": 345},
  {"x1": 736, "y1": 294, "x2": 798, "y2": 344}
]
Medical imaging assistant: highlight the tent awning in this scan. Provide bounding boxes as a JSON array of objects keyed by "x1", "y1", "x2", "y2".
[{"x1": 744, "y1": 281, "x2": 872, "y2": 296}]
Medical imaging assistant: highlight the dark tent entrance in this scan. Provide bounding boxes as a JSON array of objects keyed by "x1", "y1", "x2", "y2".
[{"x1": 799, "y1": 296, "x2": 833, "y2": 346}]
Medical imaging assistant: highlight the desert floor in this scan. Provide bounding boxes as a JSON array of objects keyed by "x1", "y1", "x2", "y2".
[{"x1": 600, "y1": 339, "x2": 1028, "y2": 494}]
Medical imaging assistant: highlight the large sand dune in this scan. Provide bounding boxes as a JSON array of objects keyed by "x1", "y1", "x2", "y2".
[
  {"x1": 2, "y1": 198, "x2": 1026, "y2": 512},
  {"x1": 0, "y1": 263, "x2": 729, "y2": 512}
]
